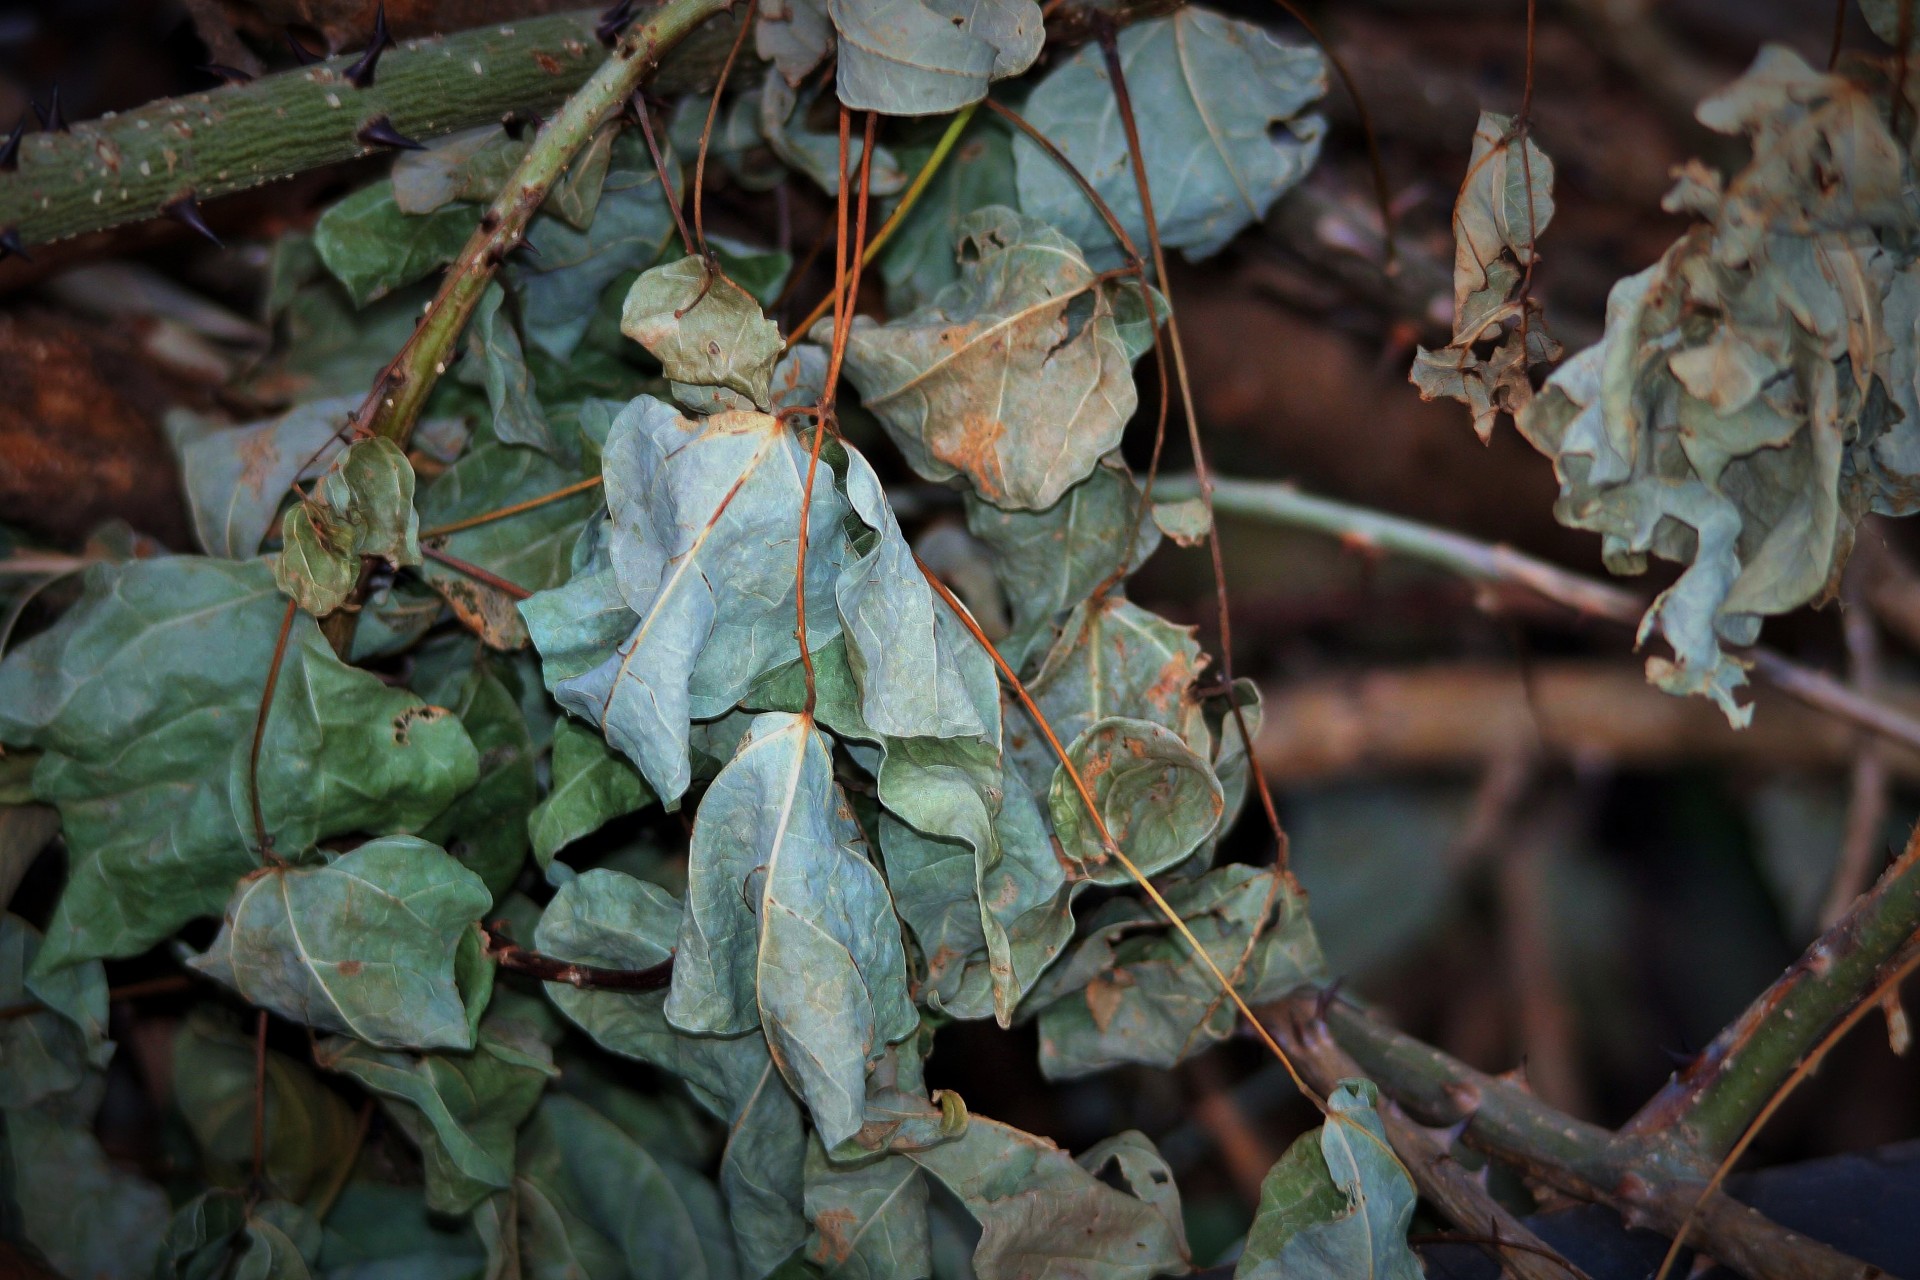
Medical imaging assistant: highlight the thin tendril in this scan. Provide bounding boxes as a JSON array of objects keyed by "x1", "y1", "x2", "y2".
[{"x1": 692, "y1": 0, "x2": 757, "y2": 258}]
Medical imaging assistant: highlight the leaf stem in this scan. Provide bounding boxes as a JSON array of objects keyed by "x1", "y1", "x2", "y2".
[
  {"x1": 420, "y1": 545, "x2": 531, "y2": 600},
  {"x1": 248, "y1": 599, "x2": 297, "y2": 862},
  {"x1": 417, "y1": 475, "x2": 604, "y2": 538},
  {"x1": 482, "y1": 921, "x2": 673, "y2": 990}
]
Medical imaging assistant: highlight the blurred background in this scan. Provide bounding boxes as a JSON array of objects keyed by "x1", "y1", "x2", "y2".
[{"x1": 1, "y1": 0, "x2": 1915, "y2": 1263}]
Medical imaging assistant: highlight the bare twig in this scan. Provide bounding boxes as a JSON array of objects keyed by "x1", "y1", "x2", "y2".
[
  {"x1": 1824, "y1": 570, "x2": 1892, "y2": 928},
  {"x1": 482, "y1": 921, "x2": 672, "y2": 991},
  {"x1": 1179, "y1": 474, "x2": 1920, "y2": 756}
]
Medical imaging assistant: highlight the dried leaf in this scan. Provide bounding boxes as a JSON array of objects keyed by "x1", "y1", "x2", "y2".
[
  {"x1": 831, "y1": 206, "x2": 1157, "y2": 511},
  {"x1": 273, "y1": 436, "x2": 421, "y2": 615},
  {"x1": 168, "y1": 397, "x2": 353, "y2": 559},
  {"x1": 1047, "y1": 716, "x2": 1224, "y2": 884},
  {"x1": 622, "y1": 256, "x2": 784, "y2": 411},
  {"x1": 827, "y1": 0, "x2": 1041, "y2": 116}
]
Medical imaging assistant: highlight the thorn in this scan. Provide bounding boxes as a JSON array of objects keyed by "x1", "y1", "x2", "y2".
[
  {"x1": 0, "y1": 227, "x2": 30, "y2": 263},
  {"x1": 357, "y1": 114, "x2": 423, "y2": 151},
  {"x1": 199, "y1": 63, "x2": 255, "y2": 85},
  {"x1": 31, "y1": 85, "x2": 64, "y2": 133},
  {"x1": 287, "y1": 30, "x2": 323, "y2": 66},
  {"x1": 513, "y1": 235, "x2": 538, "y2": 259},
  {"x1": 344, "y1": 3, "x2": 393, "y2": 89},
  {"x1": 0, "y1": 116, "x2": 24, "y2": 172},
  {"x1": 163, "y1": 195, "x2": 223, "y2": 248},
  {"x1": 596, "y1": 0, "x2": 635, "y2": 45}
]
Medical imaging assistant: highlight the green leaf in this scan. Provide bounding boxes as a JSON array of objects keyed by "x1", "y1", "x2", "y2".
[
  {"x1": 757, "y1": 0, "x2": 834, "y2": 85},
  {"x1": 760, "y1": 73, "x2": 910, "y2": 197},
  {"x1": 468, "y1": 282, "x2": 561, "y2": 456},
  {"x1": 314, "y1": 180, "x2": 477, "y2": 308},
  {"x1": 530, "y1": 717, "x2": 655, "y2": 870},
  {"x1": 909, "y1": 1117, "x2": 1188, "y2": 1280},
  {"x1": 1048, "y1": 716, "x2": 1223, "y2": 885},
  {"x1": 536, "y1": 397, "x2": 847, "y2": 802},
  {"x1": 420, "y1": 665, "x2": 539, "y2": 897},
  {"x1": 168, "y1": 397, "x2": 353, "y2": 558},
  {"x1": 667, "y1": 712, "x2": 918, "y2": 1147},
  {"x1": 315, "y1": 1182, "x2": 487, "y2": 1280},
  {"x1": 828, "y1": 0, "x2": 1041, "y2": 115},
  {"x1": 533, "y1": 869, "x2": 807, "y2": 1276},
  {"x1": 1030, "y1": 865, "x2": 1324, "y2": 1077},
  {"x1": 233, "y1": 1201, "x2": 323, "y2": 1280},
  {"x1": 879, "y1": 117, "x2": 1017, "y2": 315},
  {"x1": 622, "y1": 256, "x2": 784, "y2": 411},
  {"x1": 316, "y1": 1008, "x2": 557, "y2": 1214},
  {"x1": 3, "y1": 1105, "x2": 169, "y2": 1280},
  {"x1": 418, "y1": 437, "x2": 602, "y2": 650},
  {"x1": 155, "y1": 1191, "x2": 247, "y2": 1280},
  {"x1": 1237, "y1": 1080, "x2": 1420, "y2": 1280},
  {"x1": 190, "y1": 836, "x2": 493, "y2": 1050},
  {"x1": 514, "y1": 1093, "x2": 739, "y2": 1280},
  {"x1": 0, "y1": 914, "x2": 110, "y2": 1108},
  {"x1": 805, "y1": 1139, "x2": 931, "y2": 1280},
  {"x1": 393, "y1": 122, "x2": 615, "y2": 231},
  {"x1": 830, "y1": 206, "x2": 1156, "y2": 510},
  {"x1": 273, "y1": 435, "x2": 422, "y2": 614},
  {"x1": 173, "y1": 1012, "x2": 361, "y2": 1200},
  {"x1": 1014, "y1": 9, "x2": 1326, "y2": 266},
  {"x1": 513, "y1": 135, "x2": 682, "y2": 359},
  {"x1": 0, "y1": 558, "x2": 478, "y2": 971},
  {"x1": 964, "y1": 457, "x2": 1160, "y2": 671}
]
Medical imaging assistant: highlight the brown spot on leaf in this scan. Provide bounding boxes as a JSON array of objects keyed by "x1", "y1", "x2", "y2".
[
  {"x1": 392, "y1": 704, "x2": 447, "y2": 745},
  {"x1": 337, "y1": 960, "x2": 363, "y2": 976},
  {"x1": 812, "y1": 1209, "x2": 858, "y2": 1266}
]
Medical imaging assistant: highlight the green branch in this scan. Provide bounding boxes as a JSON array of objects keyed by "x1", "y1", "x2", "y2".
[
  {"x1": 1622, "y1": 832, "x2": 1920, "y2": 1156},
  {"x1": 1315, "y1": 998, "x2": 1884, "y2": 1280},
  {"x1": 1166, "y1": 474, "x2": 1920, "y2": 754}
]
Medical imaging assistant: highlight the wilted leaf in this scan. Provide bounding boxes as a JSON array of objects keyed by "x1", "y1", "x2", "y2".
[
  {"x1": 1029, "y1": 865, "x2": 1324, "y2": 1076},
  {"x1": 1237, "y1": 1080, "x2": 1420, "y2": 1280},
  {"x1": 831, "y1": 206, "x2": 1157, "y2": 511},
  {"x1": 1514, "y1": 47, "x2": 1920, "y2": 722},
  {"x1": 169, "y1": 397, "x2": 354, "y2": 559},
  {"x1": 909, "y1": 1117, "x2": 1189, "y2": 1280},
  {"x1": 1014, "y1": 9, "x2": 1326, "y2": 266},
  {"x1": 534, "y1": 397, "x2": 847, "y2": 803},
  {"x1": 758, "y1": 0, "x2": 834, "y2": 84},
  {"x1": 837, "y1": 444, "x2": 986, "y2": 740},
  {"x1": 622, "y1": 256, "x2": 784, "y2": 410},
  {"x1": 4, "y1": 1105, "x2": 169, "y2": 1280},
  {"x1": 805, "y1": 1139, "x2": 931, "y2": 1280},
  {"x1": 534, "y1": 869, "x2": 807, "y2": 1276},
  {"x1": 314, "y1": 180, "x2": 476, "y2": 308},
  {"x1": 1410, "y1": 111, "x2": 1559, "y2": 442},
  {"x1": 965, "y1": 457, "x2": 1161, "y2": 671},
  {"x1": 274, "y1": 435, "x2": 421, "y2": 615},
  {"x1": 0, "y1": 558, "x2": 477, "y2": 971},
  {"x1": 417, "y1": 436, "x2": 602, "y2": 650},
  {"x1": 173, "y1": 1012, "x2": 361, "y2": 1200},
  {"x1": 828, "y1": 0, "x2": 1040, "y2": 116},
  {"x1": 667, "y1": 712, "x2": 919, "y2": 1147},
  {"x1": 0, "y1": 914, "x2": 110, "y2": 1108},
  {"x1": 1048, "y1": 717, "x2": 1223, "y2": 883},
  {"x1": 190, "y1": 836, "x2": 493, "y2": 1051},
  {"x1": 530, "y1": 717, "x2": 655, "y2": 870},
  {"x1": 317, "y1": 1009, "x2": 557, "y2": 1214},
  {"x1": 467, "y1": 283, "x2": 560, "y2": 456}
]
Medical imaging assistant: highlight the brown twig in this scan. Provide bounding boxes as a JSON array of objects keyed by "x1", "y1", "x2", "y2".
[
  {"x1": 417, "y1": 476, "x2": 605, "y2": 539},
  {"x1": 248, "y1": 599, "x2": 297, "y2": 863},
  {"x1": 0, "y1": 973, "x2": 194, "y2": 1021},
  {"x1": 482, "y1": 920, "x2": 672, "y2": 990},
  {"x1": 1824, "y1": 570, "x2": 1892, "y2": 928},
  {"x1": 420, "y1": 545, "x2": 531, "y2": 600}
]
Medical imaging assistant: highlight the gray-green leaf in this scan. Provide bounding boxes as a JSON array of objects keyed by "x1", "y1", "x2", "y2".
[
  {"x1": 0, "y1": 558, "x2": 478, "y2": 971},
  {"x1": 828, "y1": 0, "x2": 1041, "y2": 116},
  {"x1": 1014, "y1": 9, "x2": 1326, "y2": 266},
  {"x1": 190, "y1": 836, "x2": 493, "y2": 1050},
  {"x1": 622, "y1": 256, "x2": 784, "y2": 410}
]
